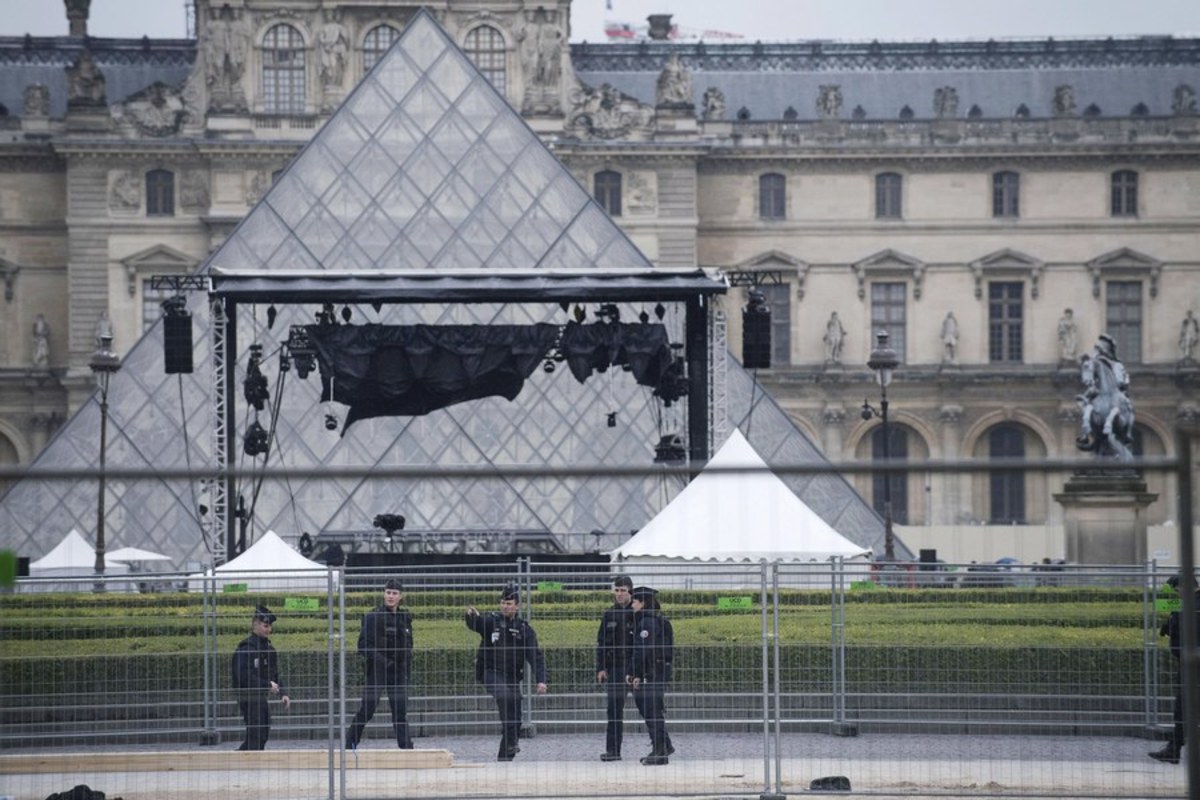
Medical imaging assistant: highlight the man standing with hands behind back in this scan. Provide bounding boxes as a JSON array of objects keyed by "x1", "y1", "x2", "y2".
[
  {"x1": 466, "y1": 585, "x2": 548, "y2": 761},
  {"x1": 346, "y1": 579, "x2": 414, "y2": 751},
  {"x1": 596, "y1": 576, "x2": 636, "y2": 761},
  {"x1": 232, "y1": 605, "x2": 290, "y2": 750}
]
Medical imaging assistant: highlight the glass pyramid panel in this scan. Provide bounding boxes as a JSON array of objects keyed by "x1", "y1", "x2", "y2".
[{"x1": 0, "y1": 10, "x2": 884, "y2": 569}]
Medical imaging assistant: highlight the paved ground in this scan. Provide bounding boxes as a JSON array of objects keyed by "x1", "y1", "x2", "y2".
[{"x1": 0, "y1": 732, "x2": 1187, "y2": 799}]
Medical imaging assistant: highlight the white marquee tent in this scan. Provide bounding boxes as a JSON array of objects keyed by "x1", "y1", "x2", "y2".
[
  {"x1": 610, "y1": 430, "x2": 871, "y2": 588},
  {"x1": 187, "y1": 530, "x2": 336, "y2": 593},
  {"x1": 26, "y1": 528, "x2": 132, "y2": 592}
]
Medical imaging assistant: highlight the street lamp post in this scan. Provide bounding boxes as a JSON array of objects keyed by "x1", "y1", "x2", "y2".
[
  {"x1": 862, "y1": 330, "x2": 900, "y2": 562},
  {"x1": 89, "y1": 331, "x2": 122, "y2": 592}
]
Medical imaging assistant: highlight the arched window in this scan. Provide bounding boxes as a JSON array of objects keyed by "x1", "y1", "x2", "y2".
[
  {"x1": 759, "y1": 173, "x2": 786, "y2": 220},
  {"x1": 362, "y1": 24, "x2": 399, "y2": 73},
  {"x1": 988, "y1": 425, "x2": 1025, "y2": 523},
  {"x1": 1111, "y1": 170, "x2": 1138, "y2": 217},
  {"x1": 464, "y1": 25, "x2": 507, "y2": 94},
  {"x1": 875, "y1": 172, "x2": 902, "y2": 219},
  {"x1": 594, "y1": 170, "x2": 622, "y2": 217},
  {"x1": 262, "y1": 24, "x2": 306, "y2": 114},
  {"x1": 992, "y1": 171, "x2": 1020, "y2": 218},
  {"x1": 145, "y1": 169, "x2": 175, "y2": 217},
  {"x1": 872, "y1": 424, "x2": 909, "y2": 525}
]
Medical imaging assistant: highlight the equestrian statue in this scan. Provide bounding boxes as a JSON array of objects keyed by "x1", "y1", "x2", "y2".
[{"x1": 1075, "y1": 334, "x2": 1135, "y2": 461}]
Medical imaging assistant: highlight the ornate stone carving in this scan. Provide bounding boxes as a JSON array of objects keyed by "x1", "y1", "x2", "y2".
[
  {"x1": 317, "y1": 11, "x2": 349, "y2": 90},
  {"x1": 32, "y1": 314, "x2": 50, "y2": 367},
  {"x1": 518, "y1": 7, "x2": 564, "y2": 115},
  {"x1": 1053, "y1": 85, "x2": 1076, "y2": 117},
  {"x1": 23, "y1": 83, "x2": 50, "y2": 117},
  {"x1": 1057, "y1": 308, "x2": 1079, "y2": 362},
  {"x1": 180, "y1": 171, "x2": 210, "y2": 212},
  {"x1": 567, "y1": 83, "x2": 653, "y2": 140},
  {"x1": 701, "y1": 87, "x2": 726, "y2": 120},
  {"x1": 933, "y1": 86, "x2": 958, "y2": 118},
  {"x1": 245, "y1": 170, "x2": 271, "y2": 206},
  {"x1": 66, "y1": 50, "x2": 106, "y2": 108},
  {"x1": 1180, "y1": 310, "x2": 1199, "y2": 362},
  {"x1": 940, "y1": 312, "x2": 959, "y2": 365},
  {"x1": 938, "y1": 404, "x2": 964, "y2": 425},
  {"x1": 822, "y1": 311, "x2": 845, "y2": 365},
  {"x1": 204, "y1": 3, "x2": 250, "y2": 113},
  {"x1": 113, "y1": 81, "x2": 185, "y2": 137},
  {"x1": 655, "y1": 52, "x2": 694, "y2": 109},
  {"x1": 109, "y1": 171, "x2": 141, "y2": 212},
  {"x1": 1075, "y1": 334, "x2": 1135, "y2": 461},
  {"x1": 627, "y1": 172, "x2": 657, "y2": 215},
  {"x1": 822, "y1": 404, "x2": 847, "y2": 426},
  {"x1": 1173, "y1": 84, "x2": 1197, "y2": 116},
  {"x1": 816, "y1": 85, "x2": 842, "y2": 119}
]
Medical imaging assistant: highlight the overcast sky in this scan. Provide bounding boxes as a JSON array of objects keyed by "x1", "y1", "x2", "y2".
[{"x1": 3, "y1": 0, "x2": 1197, "y2": 41}]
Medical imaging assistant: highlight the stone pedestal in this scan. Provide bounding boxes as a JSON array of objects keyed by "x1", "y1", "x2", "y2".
[{"x1": 1054, "y1": 471, "x2": 1157, "y2": 564}]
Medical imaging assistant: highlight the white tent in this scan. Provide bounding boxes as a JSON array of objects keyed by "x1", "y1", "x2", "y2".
[
  {"x1": 187, "y1": 530, "x2": 336, "y2": 593},
  {"x1": 26, "y1": 528, "x2": 131, "y2": 592},
  {"x1": 610, "y1": 430, "x2": 870, "y2": 588}
]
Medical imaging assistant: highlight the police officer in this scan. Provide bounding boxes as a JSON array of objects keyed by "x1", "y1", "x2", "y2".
[
  {"x1": 346, "y1": 579, "x2": 414, "y2": 751},
  {"x1": 231, "y1": 605, "x2": 290, "y2": 750},
  {"x1": 596, "y1": 576, "x2": 636, "y2": 761},
  {"x1": 466, "y1": 585, "x2": 548, "y2": 761},
  {"x1": 1151, "y1": 575, "x2": 1200, "y2": 764},
  {"x1": 629, "y1": 586, "x2": 674, "y2": 766}
]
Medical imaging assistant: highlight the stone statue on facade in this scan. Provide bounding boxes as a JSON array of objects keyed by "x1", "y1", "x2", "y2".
[
  {"x1": 817, "y1": 85, "x2": 842, "y2": 119},
  {"x1": 204, "y1": 3, "x2": 249, "y2": 113},
  {"x1": 117, "y1": 81, "x2": 185, "y2": 137},
  {"x1": 933, "y1": 86, "x2": 958, "y2": 119},
  {"x1": 1057, "y1": 308, "x2": 1079, "y2": 362},
  {"x1": 1075, "y1": 334, "x2": 1134, "y2": 461},
  {"x1": 23, "y1": 83, "x2": 50, "y2": 117},
  {"x1": 317, "y1": 11, "x2": 349, "y2": 89},
  {"x1": 1053, "y1": 85, "x2": 1077, "y2": 117},
  {"x1": 67, "y1": 50, "x2": 106, "y2": 107},
  {"x1": 180, "y1": 171, "x2": 210, "y2": 212},
  {"x1": 655, "y1": 52, "x2": 693, "y2": 109},
  {"x1": 1180, "y1": 309, "x2": 1199, "y2": 362},
  {"x1": 109, "y1": 171, "x2": 141, "y2": 211},
  {"x1": 568, "y1": 83, "x2": 653, "y2": 139},
  {"x1": 32, "y1": 314, "x2": 50, "y2": 367},
  {"x1": 940, "y1": 311, "x2": 959, "y2": 364},
  {"x1": 822, "y1": 311, "x2": 846, "y2": 365},
  {"x1": 702, "y1": 87, "x2": 726, "y2": 121},
  {"x1": 517, "y1": 8, "x2": 563, "y2": 115},
  {"x1": 1173, "y1": 84, "x2": 1197, "y2": 116}
]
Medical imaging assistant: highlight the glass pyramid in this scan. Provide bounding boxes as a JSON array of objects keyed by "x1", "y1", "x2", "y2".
[{"x1": 0, "y1": 11, "x2": 890, "y2": 567}]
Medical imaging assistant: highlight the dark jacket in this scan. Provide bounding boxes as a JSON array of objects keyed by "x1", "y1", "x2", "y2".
[
  {"x1": 358, "y1": 604, "x2": 414, "y2": 675},
  {"x1": 595, "y1": 603, "x2": 636, "y2": 674},
  {"x1": 466, "y1": 611, "x2": 548, "y2": 684},
  {"x1": 1161, "y1": 594, "x2": 1200, "y2": 659},
  {"x1": 630, "y1": 609, "x2": 674, "y2": 684},
  {"x1": 232, "y1": 633, "x2": 284, "y2": 695}
]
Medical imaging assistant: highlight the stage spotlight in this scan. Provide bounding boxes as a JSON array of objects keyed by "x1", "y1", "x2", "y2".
[
  {"x1": 243, "y1": 344, "x2": 269, "y2": 410},
  {"x1": 607, "y1": 412, "x2": 617, "y2": 428},
  {"x1": 243, "y1": 420, "x2": 269, "y2": 457},
  {"x1": 285, "y1": 327, "x2": 317, "y2": 379},
  {"x1": 324, "y1": 413, "x2": 339, "y2": 431},
  {"x1": 654, "y1": 433, "x2": 687, "y2": 464}
]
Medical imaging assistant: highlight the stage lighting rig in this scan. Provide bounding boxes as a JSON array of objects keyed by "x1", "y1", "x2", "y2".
[
  {"x1": 243, "y1": 419, "x2": 269, "y2": 457},
  {"x1": 284, "y1": 326, "x2": 317, "y2": 379},
  {"x1": 243, "y1": 343, "x2": 269, "y2": 411}
]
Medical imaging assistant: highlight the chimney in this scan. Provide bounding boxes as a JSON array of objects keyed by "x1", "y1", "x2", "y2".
[
  {"x1": 65, "y1": 0, "x2": 91, "y2": 37},
  {"x1": 647, "y1": 13, "x2": 673, "y2": 41}
]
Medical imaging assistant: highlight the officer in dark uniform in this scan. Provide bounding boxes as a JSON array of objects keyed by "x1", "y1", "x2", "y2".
[
  {"x1": 346, "y1": 579, "x2": 414, "y2": 750},
  {"x1": 1151, "y1": 575, "x2": 1200, "y2": 764},
  {"x1": 231, "y1": 605, "x2": 290, "y2": 750},
  {"x1": 596, "y1": 575, "x2": 636, "y2": 761},
  {"x1": 465, "y1": 585, "x2": 548, "y2": 761},
  {"x1": 629, "y1": 586, "x2": 674, "y2": 766}
]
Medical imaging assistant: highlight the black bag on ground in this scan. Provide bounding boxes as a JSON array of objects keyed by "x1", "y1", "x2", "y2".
[{"x1": 810, "y1": 775, "x2": 851, "y2": 791}]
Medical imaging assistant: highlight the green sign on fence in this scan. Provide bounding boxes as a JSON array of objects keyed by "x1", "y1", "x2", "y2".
[
  {"x1": 537, "y1": 581, "x2": 563, "y2": 592},
  {"x1": 717, "y1": 596, "x2": 753, "y2": 610},
  {"x1": 222, "y1": 583, "x2": 248, "y2": 593},
  {"x1": 284, "y1": 598, "x2": 320, "y2": 611},
  {"x1": 0, "y1": 550, "x2": 15, "y2": 588}
]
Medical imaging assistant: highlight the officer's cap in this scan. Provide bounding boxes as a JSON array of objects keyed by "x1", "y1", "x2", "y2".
[
  {"x1": 253, "y1": 605, "x2": 277, "y2": 625},
  {"x1": 501, "y1": 584, "x2": 520, "y2": 602},
  {"x1": 384, "y1": 578, "x2": 402, "y2": 592},
  {"x1": 631, "y1": 586, "x2": 657, "y2": 602}
]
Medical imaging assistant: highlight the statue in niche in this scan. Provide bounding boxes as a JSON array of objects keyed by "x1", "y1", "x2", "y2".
[
  {"x1": 1174, "y1": 84, "x2": 1197, "y2": 116},
  {"x1": 23, "y1": 83, "x2": 50, "y2": 117},
  {"x1": 204, "y1": 3, "x2": 249, "y2": 112},
  {"x1": 95, "y1": 311, "x2": 114, "y2": 348},
  {"x1": 517, "y1": 8, "x2": 563, "y2": 114},
  {"x1": 940, "y1": 312, "x2": 959, "y2": 364},
  {"x1": 1053, "y1": 85, "x2": 1076, "y2": 117},
  {"x1": 933, "y1": 86, "x2": 958, "y2": 119},
  {"x1": 655, "y1": 52, "x2": 693, "y2": 108},
  {"x1": 1180, "y1": 310, "x2": 1200, "y2": 362},
  {"x1": 1075, "y1": 334, "x2": 1134, "y2": 461},
  {"x1": 816, "y1": 85, "x2": 842, "y2": 119},
  {"x1": 32, "y1": 314, "x2": 50, "y2": 367},
  {"x1": 702, "y1": 87, "x2": 726, "y2": 120},
  {"x1": 67, "y1": 50, "x2": 106, "y2": 106},
  {"x1": 109, "y1": 171, "x2": 141, "y2": 211},
  {"x1": 1057, "y1": 308, "x2": 1079, "y2": 362},
  {"x1": 822, "y1": 311, "x2": 846, "y2": 365},
  {"x1": 317, "y1": 10, "x2": 349, "y2": 89}
]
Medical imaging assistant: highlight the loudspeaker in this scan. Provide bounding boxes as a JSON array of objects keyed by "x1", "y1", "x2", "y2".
[
  {"x1": 742, "y1": 305, "x2": 772, "y2": 369},
  {"x1": 920, "y1": 548, "x2": 938, "y2": 571},
  {"x1": 163, "y1": 310, "x2": 193, "y2": 374}
]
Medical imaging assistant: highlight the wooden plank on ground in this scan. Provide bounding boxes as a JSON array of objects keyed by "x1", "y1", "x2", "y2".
[{"x1": 0, "y1": 748, "x2": 454, "y2": 774}]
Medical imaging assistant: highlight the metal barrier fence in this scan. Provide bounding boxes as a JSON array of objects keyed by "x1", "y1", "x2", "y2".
[{"x1": 0, "y1": 560, "x2": 1190, "y2": 799}]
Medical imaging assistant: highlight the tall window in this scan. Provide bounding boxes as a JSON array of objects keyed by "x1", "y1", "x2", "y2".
[
  {"x1": 760, "y1": 283, "x2": 791, "y2": 366},
  {"x1": 145, "y1": 169, "x2": 175, "y2": 217},
  {"x1": 262, "y1": 24, "x2": 306, "y2": 114},
  {"x1": 875, "y1": 172, "x2": 902, "y2": 219},
  {"x1": 988, "y1": 425, "x2": 1025, "y2": 523},
  {"x1": 362, "y1": 24, "x2": 400, "y2": 73},
  {"x1": 870, "y1": 282, "x2": 907, "y2": 361},
  {"x1": 594, "y1": 170, "x2": 622, "y2": 216},
  {"x1": 464, "y1": 25, "x2": 507, "y2": 94},
  {"x1": 142, "y1": 278, "x2": 174, "y2": 332},
  {"x1": 1111, "y1": 170, "x2": 1138, "y2": 217},
  {"x1": 759, "y1": 173, "x2": 786, "y2": 220},
  {"x1": 987, "y1": 282, "x2": 1023, "y2": 362},
  {"x1": 1106, "y1": 281, "x2": 1142, "y2": 363},
  {"x1": 992, "y1": 171, "x2": 1020, "y2": 218},
  {"x1": 872, "y1": 424, "x2": 909, "y2": 525}
]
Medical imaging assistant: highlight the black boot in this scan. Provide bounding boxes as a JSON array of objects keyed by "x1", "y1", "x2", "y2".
[
  {"x1": 1149, "y1": 743, "x2": 1181, "y2": 764},
  {"x1": 600, "y1": 751, "x2": 621, "y2": 762}
]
